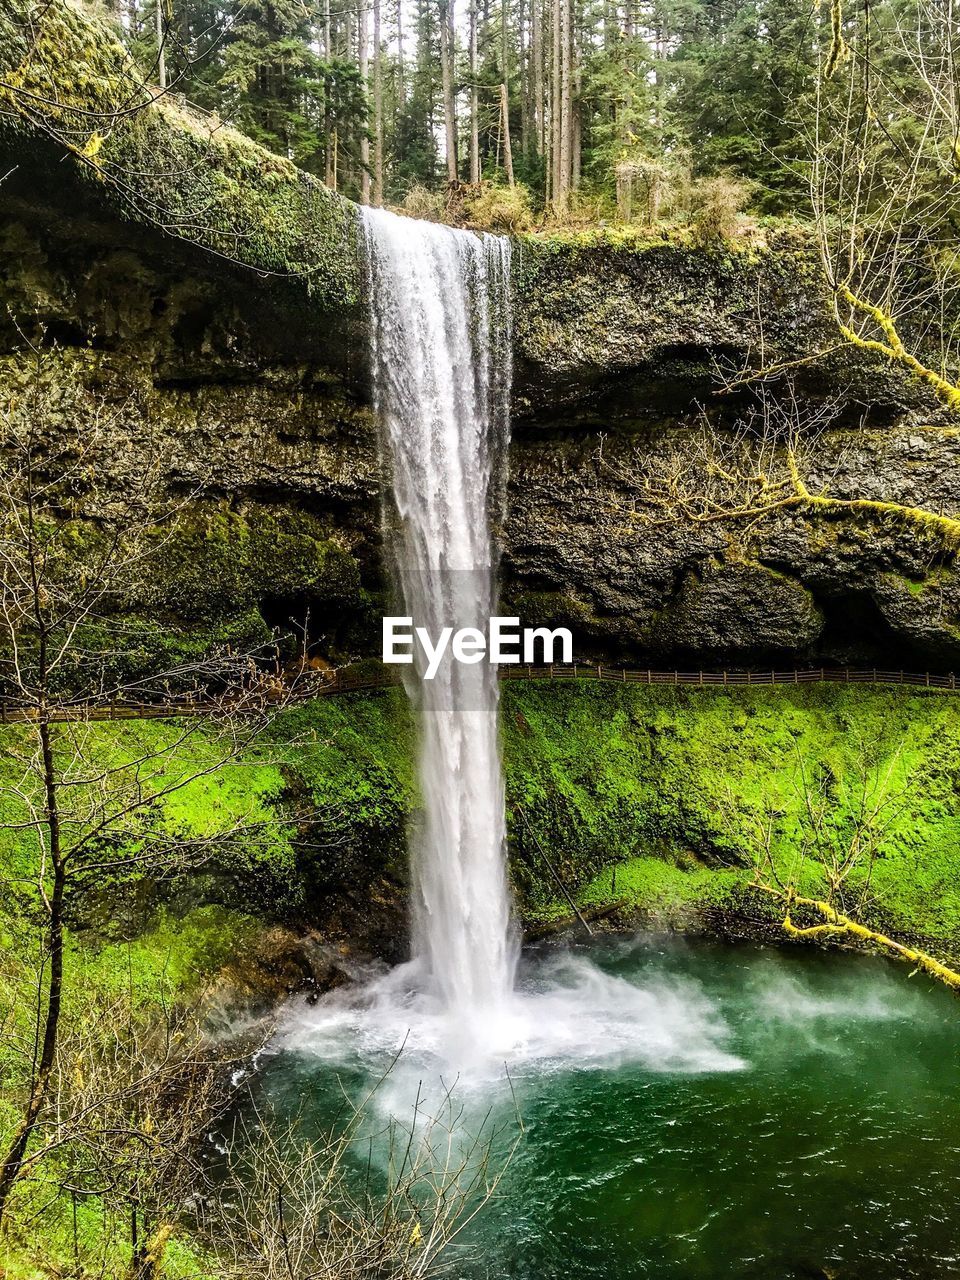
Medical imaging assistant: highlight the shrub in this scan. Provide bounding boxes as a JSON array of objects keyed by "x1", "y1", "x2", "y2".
[
  {"x1": 462, "y1": 181, "x2": 533, "y2": 232},
  {"x1": 400, "y1": 183, "x2": 443, "y2": 221},
  {"x1": 689, "y1": 174, "x2": 754, "y2": 246}
]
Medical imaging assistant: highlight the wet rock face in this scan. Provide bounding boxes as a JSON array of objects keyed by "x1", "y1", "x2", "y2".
[
  {"x1": 509, "y1": 232, "x2": 948, "y2": 422},
  {"x1": 503, "y1": 424, "x2": 960, "y2": 670},
  {"x1": 3, "y1": 118, "x2": 960, "y2": 670}
]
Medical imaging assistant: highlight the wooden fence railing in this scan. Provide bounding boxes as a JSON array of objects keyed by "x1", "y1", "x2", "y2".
[{"x1": 0, "y1": 664, "x2": 956, "y2": 724}]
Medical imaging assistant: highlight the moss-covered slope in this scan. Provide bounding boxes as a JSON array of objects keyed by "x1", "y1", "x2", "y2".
[
  {"x1": 5, "y1": 683, "x2": 957, "y2": 981},
  {"x1": 0, "y1": 0, "x2": 362, "y2": 300}
]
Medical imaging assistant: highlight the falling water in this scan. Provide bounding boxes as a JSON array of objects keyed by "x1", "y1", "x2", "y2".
[
  {"x1": 360, "y1": 207, "x2": 518, "y2": 1030},
  {"x1": 275, "y1": 209, "x2": 734, "y2": 1077}
]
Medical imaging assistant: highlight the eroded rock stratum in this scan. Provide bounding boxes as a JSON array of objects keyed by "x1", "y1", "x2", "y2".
[{"x1": 3, "y1": 0, "x2": 959, "y2": 668}]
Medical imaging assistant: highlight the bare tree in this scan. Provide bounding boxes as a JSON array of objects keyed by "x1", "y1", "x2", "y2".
[
  {"x1": 739, "y1": 750, "x2": 960, "y2": 991},
  {"x1": 601, "y1": 379, "x2": 960, "y2": 550},
  {"x1": 206, "y1": 1077, "x2": 521, "y2": 1280},
  {"x1": 0, "y1": 984, "x2": 250, "y2": 1275},
  {"x1": 0, "y1": 339, "x2": 310, "y2": 1223},
  {"x1": 809, "y1": 0, "x2": 960, "y2": 411}
]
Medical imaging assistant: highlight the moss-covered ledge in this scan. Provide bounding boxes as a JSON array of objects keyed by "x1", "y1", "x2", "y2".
[
  {"x1": 511, "y1": 227, "x2": 947, "y2": 421},
  {"x1": 0, "y1": 0, "x2": 366, "y2": 382},
  {"x1": 2, "y1": 1, "x2": 946, "y2": 422},
  {"x1": 0, "y1": 0, "x2": 362, "y2": 295}
]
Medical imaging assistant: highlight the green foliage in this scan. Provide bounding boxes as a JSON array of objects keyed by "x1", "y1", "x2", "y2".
[
  {"x1": 502, "y1": 683, "x2": 960, "y2": 946},
  {"x1": 402, "y1": 182, "x2": 445, "y2": 221},
  {"x1": 12, "y1": 684, "x2": 944, "y2": 951},
  {"x1": 3, "y1": 681, "x2": 960, "y2": 1274},
  {"x1": 6, "y1": 0, "x2": 950, "y2": 230},
  {"x1": 462, "y1": 181, "x2": 534, "y2": 232},
  {"x1": 0, "y1": 0, "x2": 364, "y2": 299},
  {"x1": 689, "y1": 174, "x2": 754, "y2": 246}
]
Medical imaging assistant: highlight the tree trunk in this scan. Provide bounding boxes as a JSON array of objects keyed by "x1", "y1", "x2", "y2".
[
  {"x1": 616, "y1": 165, "x2": 632, "y2": 222},
  {"x1": 572, "y1": 85, "x2": 580, "y2": 190},
  {"x1": 324, "y1": 0, "x2": 334, "y2": 187},
  {"x1": 501, "y1": 82, "x2": 515, "y2": 184},
  {"x1": 500, "y1": 0, "x2": 514, "y2": 184},
  {"x1": 156, "y1": 0, "x2": 166, "y2": 90},
  {"x1": 0, "y1": 717, "x2": 64, "y2": 1225},
  {"x1": 359, "y1": 0, "x2": 371, "y2": 204},
  {"x1": 550, "y1": 0, "x2": 561, "y2": 203},
  {"x1": 470, "y1": 0, "x2": 480, "y2": 183},
  {"x1": 532, "y1": 0, "x2": 543, "y2": 156},
  {"x1": 396, "y1": 0, "x2": 405, "y2": 107},
  {"x1": 343, "y1": 4, "x2": 353, "y2": 187},
  {"x1": 373, "y1": 0, "x2": 384, "y2": 204},
  {"x1": 439, "y1": 0, "x2": 459, "y2": 182},
  {"x1": 571, "y1": 55, "x2": 580, "y2": 192},
  {"x1": 556, "y1": 0, "x2": 572, "y2": 209},
  {"x1": 519, "y1": 0, "x2": 532, "y2": 158}
]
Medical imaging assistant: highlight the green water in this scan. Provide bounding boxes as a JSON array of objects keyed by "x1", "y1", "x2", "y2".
[{"x1": 257, "y1": 938, "x2": 960, "y2": 1280}]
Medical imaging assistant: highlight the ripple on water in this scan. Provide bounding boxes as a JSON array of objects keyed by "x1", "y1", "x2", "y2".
[{"x1": 250, "y1": 941, "x2": 960, "y2": 1280}]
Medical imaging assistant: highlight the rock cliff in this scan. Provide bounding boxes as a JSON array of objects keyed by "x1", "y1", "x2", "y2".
[{"x1": 2, "y1": 0, "x2": 959, "y2": 668}]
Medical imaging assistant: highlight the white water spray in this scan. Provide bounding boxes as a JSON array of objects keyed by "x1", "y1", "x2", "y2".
[{"x1": 361, "y1": 207, "x2": 517, "y2": 1031}]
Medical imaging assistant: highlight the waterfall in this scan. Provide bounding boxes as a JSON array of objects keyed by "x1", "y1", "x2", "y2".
[
  {"x1": 274, "y1": 211, "x2": 744, "y2": 1087},
  {"x1": 361, "y1": 207, "x2": 518, "y2": 1027}
]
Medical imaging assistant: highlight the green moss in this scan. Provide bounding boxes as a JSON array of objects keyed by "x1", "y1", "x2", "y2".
[
  {"x1": 3, "y1": 680, "x2": 960, "y2": 1275},
  {"x1": 578, "y1": 856, "x2": 743, "y2": 919},
  {"x1": 0, "y1": 0, "x2": 363, "y2": 303},
  {"x1": 502, "y1": 683, "x2": 960, "y2": 946},
  {"x1": 4, "y1": 683, "x2": 960, "y2": 955},
  {"x1": 148, "y1": 502, "x2": 363, "y2": 625}
]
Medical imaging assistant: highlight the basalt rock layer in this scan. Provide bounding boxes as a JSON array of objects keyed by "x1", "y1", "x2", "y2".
[{"x1": 2, "y1": 0, "x2": 959, "y2": 669}]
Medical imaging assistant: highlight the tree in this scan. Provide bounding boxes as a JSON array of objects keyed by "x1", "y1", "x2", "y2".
[
  {"x1": 205, "y1": 1083, "x2": 521, "y2": 1279},
  {"x1": 439, "y1": 0, "x2": 459, "y2": 181},
  {"x1": 0, "y1": 340, "x2": 305, "y2": 1224},
  {"x1": 740, "y1": 749, "x2": 960, "y2": 992},
  {"x1": 501, "y1": 0, "x2": 516, "y2": 184},
  {"x1": 358, "y1": 0, "x2": 371, "y2": 203},
  {"x1": 809, "y1": 0, "x2": 960, "y2": 411},
  {"x1": 373, "y1": 0, "x2": 384, "y2": 204},
  {"x1": 603, "y1": 378, "x2": 960, "y2": 551},
  {"x1": 470, "y1": 0, "x2": 481, "y2": 182}
]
